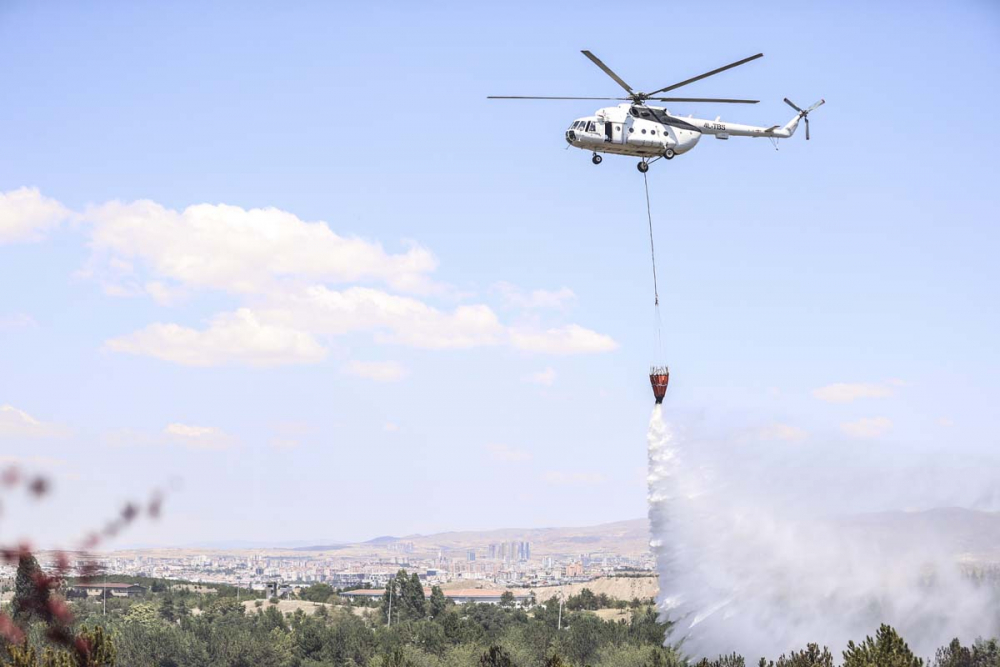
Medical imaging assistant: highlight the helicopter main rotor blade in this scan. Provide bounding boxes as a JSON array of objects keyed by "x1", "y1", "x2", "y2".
[
  {"x1": 487, "y1": 96, "x2": 630, "y2": 100},
  {"x1": 649, "y1": 97, "x2": 759, "y2": 104},
  {"x1": 649, "y1": 53, "x2": 764, "y2": 96},
  {"x1": 581, "y1": 50, "x2": 635, "y2": 95}
]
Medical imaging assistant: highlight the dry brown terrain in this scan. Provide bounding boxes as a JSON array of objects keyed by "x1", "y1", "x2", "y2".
[
  {"x1": 104, "y1": 518, "x2": 651, "y2": 562},
  {"x1": 435, "y1": 576, "x2": 658, "y2": 603},
  {"x1": 526, "y1": 575, "x2": 658, "y2": 603},
  {"x1": 242, "y1": 599, "x2": 330, "y2": 615}
]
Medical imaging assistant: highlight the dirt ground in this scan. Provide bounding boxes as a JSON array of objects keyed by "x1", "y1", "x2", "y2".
[
  {"x1": 242, "y1": 599, "x2": 330, "y2": 615},
  {"x1": 593, "y1": 608, "x2": 634, "y2": 622},
  {"x1": 438, "y1": 575, "x2": 658, "y2": 602},
  {"x1": 525, "y1": 576, "x2": 658, "y2": 604}
]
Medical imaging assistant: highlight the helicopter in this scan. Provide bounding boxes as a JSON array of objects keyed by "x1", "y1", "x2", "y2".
[{"x1": 489, "y1": 51, "x2": 824, "y2": 172}]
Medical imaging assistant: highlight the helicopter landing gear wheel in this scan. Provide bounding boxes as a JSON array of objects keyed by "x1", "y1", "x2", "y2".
[
  {"x1": 592, "y1": 154, "x2": 602, "y2": 165},
  {"x1": 664, "y1": 148, "x2": 675, "y2": 160},
  {"x1": 637, "y1": 160, "x2": 649, "y2": 173}
]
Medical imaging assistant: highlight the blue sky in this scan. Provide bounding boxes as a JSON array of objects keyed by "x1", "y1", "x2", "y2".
[{"x1": 1, "y1": 0, "x2": 998, "y2": 547}]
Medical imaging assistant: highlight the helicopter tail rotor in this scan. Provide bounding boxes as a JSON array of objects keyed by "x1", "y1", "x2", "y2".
[{"x1": 783, "y1": 98, "x2": 825, "y2": 140}]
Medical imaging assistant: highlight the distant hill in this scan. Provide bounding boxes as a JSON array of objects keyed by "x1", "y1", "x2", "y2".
[
  {"x1": 294, "y1": 510, "x2": 1000, "y2": 562},
  {"x1": 115, "y1": 509, "x2": 1000, "y2": 561},
  {"x1": 296, "y1": 518, "x2": 650, "y2": 559}
]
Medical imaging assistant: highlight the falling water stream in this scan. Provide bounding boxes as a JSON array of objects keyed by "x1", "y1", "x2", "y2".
[{"x1": 646, "y1": 406, "x2": 999, "y2": 660}]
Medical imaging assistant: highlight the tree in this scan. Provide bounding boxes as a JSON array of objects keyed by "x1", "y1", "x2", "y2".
[
  {"x1": 12, "y1": 553, "x2": 49, "y2": 625},
  {"x1": 406, "y1": 572, "x2": 426, "y2": 619},
  {"x1": 499, "y1": 591, "x2": 516, "y2": 609},
  {"x1": 695, "y1": 654, "x2": 746, "y2": 667},
  {"x1": 429, "y1": 586, "x2": 448, "y2": 619},
  {"x1": 934, "y1": 640, "x2": 972, "y2": 667},
  {"x1": 933, "y1": 637, "x2": 1000, "y2": 667},
  {"x1": 759, "y1": 644, "x2": 835, "y2": 667},
  {"x1": 381, "y1": 570, "x2": 427, "y2": 623},
  {"x1": 561, "y1": 612, "x2": 606, "y2": 665},
  {"x1": 480, "y1": 645, "x2": 515, "y2": 667},
  {"x1": 2, "y1": 625, "x2": 116, "y2": 667},
  {"x1": 299, "y1": 583, "x2": 334, "y2": 603},
  {"x1": 843, "y1": 625, "x2": 924, "y2": 667}
]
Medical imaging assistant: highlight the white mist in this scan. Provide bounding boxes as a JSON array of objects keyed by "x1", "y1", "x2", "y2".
[{"x1": 647, "y1": 406, "x2": 998, "y2": 660}]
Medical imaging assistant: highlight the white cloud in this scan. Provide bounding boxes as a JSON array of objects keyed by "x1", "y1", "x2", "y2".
[
  {"x1": 0, "y1": 187, "x2": 70, "y2": 243},
  {"x1": 938, "y1": 417, "x2": 955, "y2": 428},
  {"x1": 383, "y1": 422, "x2": 400, "y2": 433},
  {"x1": 812, "y1": 381, "x2": 904, "y2": 403},
  {"x1": 144, "y1": 281, "x2": 188, "y2": 306},
  {"x1": 269, "y1": 438, "x2": 300, "y2": 450},
  {"x1": 0, "y1": 189, "x2": 617, "y2": 366},
  {"x1": 756, "y1": 423, "x2": 808, "y2": 442},
  {"x1": 105, "y1": 308, "x2": 328, "y2": 367},
  {"x1": 0, "y1": 313, "x2": 38, "y2": 330},
  {"x1": 266, "y1": 285, "x2": 505, "y2": 350},
  {"x1": 107, "y1": 290, "x2": 616, "y2": 364},
  {"x1": 344, "y1": 360, "x2": 408, "y2": 382},
  {"x1": 84, "y1": 199, "x2": 439, "y2": 295},
  {"x1": 256, "y1": 286, "x2": 615, "y2": 354},
  {"x1": 524, "y1": 367, "x2": 557, "y2": 386},
  {"x1": 840, "y1": 417, "x2": 893, "y2": 439},
  {"x1": 493, "y1": 282, "x2": 576, "y2": 310},
  {"x1": 510, "y1": 325, "x2": 618, "y2": 355},
  {"x1": 0, "y1": 405, "x2": 67, "y2": 438},
  {"x1": 486, "y1": 443, "x2": 532, "y2": 462},
  {"x1": 543, "y1": 471, "x2": 605, "y2": 486},
  {"x1": 164, "y1": 423, "x2": 235, "y2": 450}
]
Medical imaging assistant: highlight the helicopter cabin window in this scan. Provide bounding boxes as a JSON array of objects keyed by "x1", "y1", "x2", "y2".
[{"x1": 586, "y1": 121, "x2": 596, "y2": 132}]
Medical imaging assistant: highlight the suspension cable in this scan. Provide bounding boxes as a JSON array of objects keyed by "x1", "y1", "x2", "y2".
[
  {"x1": 643, "y1": 171, "x2": 659, "y2": 307},
  {"x1": 643, "y1": 171, "x2": 664, "y2": 359}
]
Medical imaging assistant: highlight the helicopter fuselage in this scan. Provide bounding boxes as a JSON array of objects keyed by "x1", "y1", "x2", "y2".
[{"x1": 565, "y1": 103, "x2": 799, "y2": 159}]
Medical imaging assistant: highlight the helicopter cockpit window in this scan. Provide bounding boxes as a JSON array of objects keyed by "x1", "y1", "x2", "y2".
[{"x1": 587, "y1": 121, "x2": 596, "y2": 132}]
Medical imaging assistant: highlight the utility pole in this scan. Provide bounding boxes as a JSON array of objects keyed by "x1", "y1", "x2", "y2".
[
  {"x1": 557, "y1": 590, "x2": 564, "y2": 631},
  {"x1": 387, "y1": 575, "x2": 393, "y2": 627}
]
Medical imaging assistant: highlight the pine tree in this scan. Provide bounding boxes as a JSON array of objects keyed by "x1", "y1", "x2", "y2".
[
  {"x1": 12, "y1": 553, "x2": 49, "y2": 625},
  {"x1": 480, "y1": 645, "x2": 515, "y2": 667},
  {"x1": 406, "y1": 572, "x2": 426, "y2": 619},
  {"x1": 843, "y1": 625, "x2": 924, "y2": 667},
  {"x1": 429, "y1": 586, "x2": 447, "y2": 619}
]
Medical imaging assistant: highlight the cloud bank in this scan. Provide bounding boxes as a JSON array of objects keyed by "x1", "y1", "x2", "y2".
[{"x1": 1, "y1": 188, "x2": 617, "y2": 368}]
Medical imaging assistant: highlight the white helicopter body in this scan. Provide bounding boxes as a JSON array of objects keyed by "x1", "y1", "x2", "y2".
[{"x1": 566, "y1": 102, "x2": 806, "y2": 159}]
